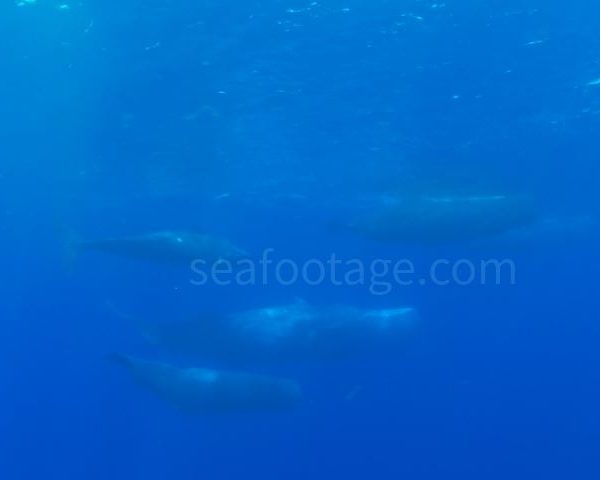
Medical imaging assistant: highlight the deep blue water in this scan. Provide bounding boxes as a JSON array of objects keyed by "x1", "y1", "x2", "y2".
[{"x1": 1, "y1": 1, "x2": 600, "y2": 478}]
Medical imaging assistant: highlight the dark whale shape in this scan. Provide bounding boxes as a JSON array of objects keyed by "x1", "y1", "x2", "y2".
[
  {"x1": 80, "y1": 231, "x2": 247, "y2": 265},
  {"x1": 346, "y1": 194, "x2": 537, "y2": 244},
  {"x1": 144, "y1": 301, "x2": 418, "y2": 366},
  {"x1": 110, "y1": 354, "x2": 301, "y2": 413}
]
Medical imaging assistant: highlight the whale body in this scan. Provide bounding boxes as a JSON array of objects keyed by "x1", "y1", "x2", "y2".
[
  {"x1": 80, "y1": 231, "x2": 247, "y2": 265},
  {"x1": 144, "y1": 301, "x2": 418, "y2": 365},
  {"x1": 346, "y1": 194, "x2": 537, "y2": 244},
  {"x1": 111, "y1": 354, "x2": 301, "y2": 413}
]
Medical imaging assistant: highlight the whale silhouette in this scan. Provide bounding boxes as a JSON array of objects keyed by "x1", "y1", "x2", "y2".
[
  {"x1": 143, "y1": 301, "x2": 418, "y2": 366},
  {"x1": 80, "y1": 231, "x2": 248, "y2": 265},
  {"x1": 110, "y1": 354, "x2": 302, "y2": 413}
]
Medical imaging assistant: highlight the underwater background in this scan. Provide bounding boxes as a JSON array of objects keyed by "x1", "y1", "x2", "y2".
[{"x1": 1, "y1": 1, "x2": 600, "y2": 478}]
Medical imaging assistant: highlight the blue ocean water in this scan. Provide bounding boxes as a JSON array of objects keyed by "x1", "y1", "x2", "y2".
[{"x1": 1, "y1": 1, "x2": 600, "y2": 478}]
